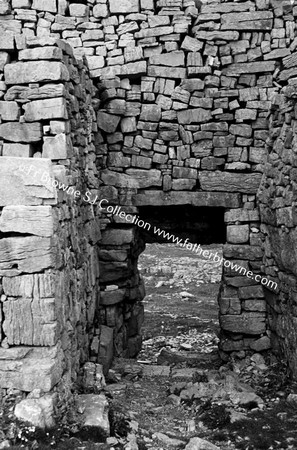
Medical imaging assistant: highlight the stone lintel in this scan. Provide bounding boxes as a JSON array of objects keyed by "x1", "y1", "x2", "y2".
[{"x1": 134, "y1": 190, "x2": 241, "y2": 208}]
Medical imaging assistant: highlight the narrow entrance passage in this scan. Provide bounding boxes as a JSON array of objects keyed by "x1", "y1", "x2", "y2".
[
  {"x1": 106, "y1": 206, "x2": 286, "y2": 450},
  {"x1": 135, "y1": 205, "x2": 226, "y2": 366},
  {"x1": 106, "y1": 208, "x2": 293, "y2": 450},
  {"x1": 138, "y1": 243, "x2": 223, "y2": 366}
]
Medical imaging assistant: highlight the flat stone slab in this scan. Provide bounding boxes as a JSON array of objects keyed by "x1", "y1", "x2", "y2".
[
  {"x1": 104, "y1": 383, "x2": 127, "y2": 394},
  {"x1": 221, "y1": 19, "x2": 273, "y2": 31},
  {"x1": 24, "y1": 97, "x2": 68, "y2": 122},
  {"x1": 0, "y1": 345, "x2": 63, "y2": 392},
  {"x1": 199, "y1": 171, "x2": 263, "y2": 194},
  {"x1": 109, "y1": 0, "x2": 139, "y2": 13},
  {"x1": 0, "y1": 236, "x2": 54, "y2": 276},
  {"x1": 0, "y1": 206, "x2": 53, "y2": 237},
  {"x1": 171, "y1": 368, "x2": 203, "y2": 380},
  {"x1": 142, "y1": 365, "x2": 171, "y2": 377},
  {"x1": 134, "y1": 191, "x2": 241, "y2": 208},
  {"x1": 0, "y1": 122, "x2": 42, "y2": 142},
  {"x1": 5, "y1": 84, "x2": 65, "y2": 102},
  {"x1": 185, "y1": 437, "x2": 220, "y2": 450},
  {"x1": 194, "y1": 30, "x2": 239, "y2": 41},
  {"x1": 222, "y1": 61, "x2": 276, "y2": 76},
  {"x1": 201, "y1": 1, "x2": 254, "y2": 14},
  {"x1": 153, "y1": 432, "x2": 185, "y2": 448},
  {"x1": 220, "y1": 313, "x2": 266, "y2": 335},
  {"x1": 0, "y1": 157, "x2": 56, "y2": 206},
  {"x1": 4, "y1": 61, "x2": 69, "y2": 84},
  {"x1": 77, "y1": 394, "x2": 110, "y2": 436},
  {"x1": 125, "y1": 169, "x2": 162, "y2": 188},
  {"x1": 14, "y1": 394, "x2": 56, "y2": 428}
]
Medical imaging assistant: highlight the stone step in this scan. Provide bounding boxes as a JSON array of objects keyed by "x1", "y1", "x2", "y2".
[
  {"x1": 0, "y1": 345, "x2": 63, "y2": 392},
  {"x1": 77, "y1": 394, "x2": 110, "y2": 437}
]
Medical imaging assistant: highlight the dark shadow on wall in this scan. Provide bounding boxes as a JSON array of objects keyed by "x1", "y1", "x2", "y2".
[{"x1": 137, "y1": 205, "x2": 226, "y2": 244}]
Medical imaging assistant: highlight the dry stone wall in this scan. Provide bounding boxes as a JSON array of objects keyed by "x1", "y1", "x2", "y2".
[
  {"x1": 94, "y1": 0, "x2": 296, "y2": 360},
  {"x1": 259, "y1": 66, "x2": 297, "y2": 376},
  {"x1": 0, "y1": 25, "x2": 101, "y2": 393},
  {"x1": 1, "y1": 0, "x2": 297, "y2": 393}
]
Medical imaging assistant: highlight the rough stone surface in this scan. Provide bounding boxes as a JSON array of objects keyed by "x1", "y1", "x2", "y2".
[
  {"x1": 14, "y1": 395, "x2": 56, "y2": 428},
  {"x1": 0, "y1": 236, "x2": 53, "y2": 276},
  {"x1": 185, "y1": 437, "x2": 220, "y2": 450},
  {"x1": 77, "y1": 394, "x2": 110, "y2": 436},
  {"x1": 0, "y1": 157, "x2": 56, "y2": 206},
  {"x1": 0, "y1": 206, "x2": 53, "y2": 237},
  {"x1": 0, "y1": 0, "x2": 296, "y2": 394},
  {"x1": 2, "y1": 143, "x2": 32, "y2": 157},
  {"x1": 199, "y1": 172, "x2": 263, "y2": 194},
  {"x1": 32, "y1": 0, "x2": 57, "y2": 12},
  {"x1": 0, "y1": 101, "x2": 19, "y2": 121},
  {"x1": 109, "y1": 0, "x2": 139, "y2": 14},
  {"x1": 4, "y1": 61, "x2": 69, "y2": 84},
  {"x1": 19, "y1": 47, "x2": 63, "y2": 61},
  {"x1": 43, "y1": 133, "x2": 70, "y2": 160},
  {"x1": 0, "y1": 345, "x2": 64, "y2": 392},
  {"x1": 0, "y1": 123, "x2": 42, "y2": 142},
  {"x1": 24, "y1": 98, "x2": 68, "y2": 122},
  {"x1": 0, "y1": 39, "x2": 100, "y2": 393},
  {"x1": 221, "y1": 314, "x2": 266, "y2": 335}
]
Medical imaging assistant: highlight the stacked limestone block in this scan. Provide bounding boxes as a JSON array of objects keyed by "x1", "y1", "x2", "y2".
[
  {"x1": 259, "y1": 48, "x2": 297, "y2": 376},
  {"x1": 0, "y1": 0, "x2": 290, "y2": 359},
  {"x1": 1, "y1": 0, "x2": 297, "y2": 371},
  {"x1": 92, "y1": 0, "x2": 297, "y2": 358},
  {"x1": 0, "y1": 0, "x2": 146, "y2": 371},
  {"x1": 0, "y1": 4, "x2": 100, "y2": 394},
  {"x1": 91, "y1": 177, "x2": 146, "y2": 362}
]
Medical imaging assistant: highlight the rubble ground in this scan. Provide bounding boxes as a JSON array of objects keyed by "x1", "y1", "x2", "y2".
[
  {"x1": 2, "y1": 243, "x2": 297, "y2": 450},
  {"x1": 106, "y1": 244, "x2": 297, "y2": 450}
]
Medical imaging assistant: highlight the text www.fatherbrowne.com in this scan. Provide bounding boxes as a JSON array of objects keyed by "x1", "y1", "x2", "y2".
[
  {"x1": 98, "y1": 199, "x2": 278, "y2": 292},
  {"x1": 17, "y1": 163, "x2": 278, "y2": 292}
]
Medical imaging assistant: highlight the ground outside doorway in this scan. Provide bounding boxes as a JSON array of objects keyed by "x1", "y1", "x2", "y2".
[{"x1": 105, "y1": 243, "x2": 297, "y2": 450}]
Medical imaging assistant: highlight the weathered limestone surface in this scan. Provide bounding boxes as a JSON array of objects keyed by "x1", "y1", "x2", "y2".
[
  {"x1": 23, "y1": 98, "x2": 68, "y2": 122},
  {"x1": 3, "y1": 272, "x2": 55, "y2": 298},
  {"x1": 199, "y1": 172, "x2": 263, "y2": 194},
  {"x1": 77, "y1": 394, "x2": 110, "y2": 436},
  {"x1": 0, "y1": 345, "x2": 64, "y2": 392},
  {"x1": 0, "y1": 122, "x2": 42, "y2": 142},
  {"x1": 4, "y1": 61, "x2": 69, "y2": 84},
  {"x1": 1, "y1": 0, "x2": 297, "y2": 394},
  {"x1": 2, "y1": 143, "x2": 32, "y2": 157},
  {"x1": 32, "y1": 0, "x2": 57, "y2": 13},
  {"x1": 135, "y1": 191, "x2": 241, "y2": 208},
  {"x1": 0, "y1": 101, "x2": 19, "y2": 120},
  {"x1": 0, "y1": 36, "x2": 101, "y2": 396},
  {"x1": 96, "y1": 326, "x2": 114, "y2": 374},
  {"x1": 0, "y1": 236, "x2": 53, "y2": 276},
  {"x1": 221, "y1": 314, "x2": 266, "y2": 335},
  {"x1": 43, "y1": 133, "x2": 71, "y2": 160},
  {"x1": 19, "y1": 47, "x2": 63, "y2": 61},
  {"x1": 195, "y1": 30, "x2": 240, "y2": 41},
  {"x1": 0, "y1": 206, "x2": 54, "y2": 237},
  {"x1": 14, "y1": 394, "x2": 56, "y2": 429},
  {"x1": 109, "y1": 0, "x2": 139, "y2": 14},
  {"x1": 5, "y1": 84, "x2": 65, "y2": 101},
  {"x1": 222, "y1": 61, "x2": 276, "y2": 76},
  {"x1": 0, "y1": 158, "x2": 56, "y2": 206},
  {"x1": 185, "y1": 437, "x2": 219, "y2": 450},
  {"x1": 259, "y1": 77, "x2": 297, "y2": 376},
  {"x1": 77, "y1": 0, "x2": 290, "y2": 362}
]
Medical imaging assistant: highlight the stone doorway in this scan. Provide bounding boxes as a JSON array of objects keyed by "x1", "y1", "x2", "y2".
[
  {"x1": 97, "y1": 193, "x2": 269, "y2": 371},
  {"x1": 136, "y1": 205, "x2": 225, "y2": 364},
  {"x1": 137, "y1": 242, "x2": 223, "y2": 365}
]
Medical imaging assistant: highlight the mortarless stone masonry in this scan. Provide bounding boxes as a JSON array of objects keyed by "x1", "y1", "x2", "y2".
[{"x1": 1, "y1": 0, "x2": 297, "y2": 399}]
